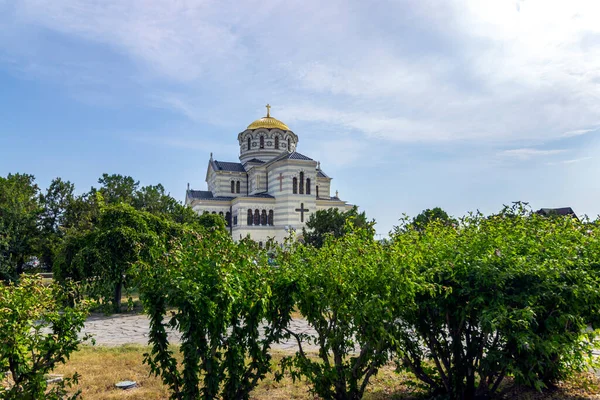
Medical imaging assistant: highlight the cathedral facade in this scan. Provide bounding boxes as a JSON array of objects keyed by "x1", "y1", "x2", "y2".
[{"x1": 185, "y1": 105, "x2": 353, "y2": 244}]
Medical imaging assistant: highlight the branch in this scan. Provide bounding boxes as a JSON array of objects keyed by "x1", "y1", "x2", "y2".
[{"x1": 284, "y1": 327, "x2": 307, "y2": 360}]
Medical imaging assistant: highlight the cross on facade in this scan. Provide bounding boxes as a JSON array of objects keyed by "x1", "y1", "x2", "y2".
[
  {"x1": 266, "y1": 104, "x2": 271, "y2": 117},
  {"x1": 276, "y1": 173, "x2": 285, "y2": 191},
  {"x1": 295, "y1": 202, "x2": 309, "y2": 223}
]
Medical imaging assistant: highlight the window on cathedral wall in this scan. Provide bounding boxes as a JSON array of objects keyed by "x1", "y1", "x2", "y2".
[
  {"x1": 268, "y1": 210, "x2": 274, "y2": 226},
  {"x1": 316, "y1": 185, "x2": 319, "y2": 198},
  {"x1": 287, "y1": 138, "x2": 291, "y2": 149},
  {"x1": 247, "y1": 137, "x2": 251, "y2": 151},
  {"x1": 292, "y1": 177, "x2": 298, "y2": 194},
  {"x1": 225, "y1": 211, "x2": 231, "y2": 227},
  {"x1": 275, "y1": 136, "x2": 279, "y2": 149},
  {"x1": 254, "y1": 209, "x2": 260, "y2": 225},
  {"x1": 299, "y1": 172, "x2": 304, "y2": 194},
  {"x1": 231, "y1": 180, "x2": 235, "y2": 193},
  {"x1": 233, "y1": 215, "x2": 238, "y2": 226},
  {"x1": 260, "y1": 136, "x2": 265, "y2": 149},
  {"x1": 306, "y1": 178, "x2": 311, "y2": 195},
  {"x1": 247, "y1": 209, "x2": 253, "y2": 225},
  {"x1": 261, "y1": 210, "x2": 267, "y2": 226},
  {"x1": 236, "y1": 181, "x2": 240, "y2": 193}
]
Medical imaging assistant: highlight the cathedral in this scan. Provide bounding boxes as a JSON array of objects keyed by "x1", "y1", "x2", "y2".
[{"x1": 185, "y1": 105, "x2": 354, "y2": 244}]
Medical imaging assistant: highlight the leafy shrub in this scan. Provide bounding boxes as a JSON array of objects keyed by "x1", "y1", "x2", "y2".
[
  {"x1": 391, "y1": 204, "x2": 600, "y2": 400},
  {"x1": 54, "y1": 204, "x2": 172, "y2": 313},
  {"x1": 136, "y1": 228, "x2": 292, "y2": 400},
  {"x1": 277, "y1": 225, "x2": 417, "y2": 400},
  {"x1": 0, "y1": 275, "x2": 89, "y2": 399}
]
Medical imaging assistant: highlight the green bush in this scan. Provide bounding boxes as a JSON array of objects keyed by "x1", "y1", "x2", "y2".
[
  {"x1": 0, "y1": 275, "x2": 89, "y2": 399},
  {"x1": 136, "y1": 228, "x2": 292, "y2": 400},
  {"x1": 391, "y1": 204, "x2": 600, "y2": 400},
  {"x1": 277, "y1": 224, "x2": 417, "y2": 400}
]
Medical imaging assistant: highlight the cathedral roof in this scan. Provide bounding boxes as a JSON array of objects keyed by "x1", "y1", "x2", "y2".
[
  {"x1": 212, "y1": 160, "x2": 246, "y2": 172},
  {"x1": 317, "y1": 170, "x2": 329, "y2": 178},
  {"x1": 244, "y1": 158, "x2": 265, "y2": 164},
  {"x1": 246, "y1": 104, "x2": 290, "y2": 131},
  {"x1": 187, "y1": 190, "x2": 235, "y2": 201},
  {"x1": 268, "y1": 151, "x2": 313, "y2": 165},
  {"x1": 248, "y1": 192, "x2": 275, "y2": 198}
]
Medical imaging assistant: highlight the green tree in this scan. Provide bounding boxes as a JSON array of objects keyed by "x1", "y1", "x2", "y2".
[
  {"x1": 0, "y1": 275, "x2": 89, "y2": 399},
  {"x1": 93, "y1": 173, "x2": 139, "y2": 205},
  {"x1": 411, "y1": 207, "x2": 456, "y2": 231},
  {"x1": 54, "y1": 203, "x2": 169, "y2": 313},
  {"x1": 391, "y1": 204, "x2": 600, "y2": 399},
  {"x1": 38, "y1": 178, "x2": 75, "y2": 269},
  {"x1": 278, "y1": 224, "x2": 417, "y2": 400},
  {"x1": 0, "y1": 174, "x2": 42, "y2": 281},
  {"x1": 302, "y1": 206, "x2": 374, "y2": 248},
  {"x1": 137, "y1": 229, "x2": 291, "y2": 399}
]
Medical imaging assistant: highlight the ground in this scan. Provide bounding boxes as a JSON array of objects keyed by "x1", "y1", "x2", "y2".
[{"x1": 46, "y1": 312, "x2": 600, "y2": 399}]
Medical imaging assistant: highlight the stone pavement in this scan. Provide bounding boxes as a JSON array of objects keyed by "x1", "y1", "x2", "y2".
[
  {"x1": 82, "y1": 313, "x2": 318, "y2": 352},
  {"x1": 82, "y1": 313, "x2": 600, "y2": 378}
]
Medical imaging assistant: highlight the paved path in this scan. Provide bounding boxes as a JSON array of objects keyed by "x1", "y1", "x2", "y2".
[
  {"x1": 82, "y1": 313, "x2": 318, "y2": 352},
  {"x1": 84, "y1": 313, "x2": 600, "y2": 379}
]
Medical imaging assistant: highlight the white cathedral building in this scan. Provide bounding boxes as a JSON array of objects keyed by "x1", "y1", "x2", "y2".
[{"x1": 185, "y1": 105, "x2": 353, "y2": 244}]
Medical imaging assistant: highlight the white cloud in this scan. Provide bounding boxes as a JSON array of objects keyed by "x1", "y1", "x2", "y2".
[
  {"x1": 500, "y1": 148, "x2": 566, "y2": 160},
  {"x1": 2, "y1": 0, "x2": 600, "y2": 148},
  {"x1": 562, "y1": 128, "x2": 599, "y2": 137},
  {"x1": 546, "y1": 156, "x2": 592, "y2": 165}
]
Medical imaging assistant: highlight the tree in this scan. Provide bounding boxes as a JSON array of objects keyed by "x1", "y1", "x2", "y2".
[
  {"x1": 0, "y1": 275, "x2": 89, "y2": 399},
  {"x1": 94, "y1": 173, "x2": 139, "y2": 205},
  {"x1": 277, "y1": 223, "x2": 416, "y2": 400},
  {"x1": 54, "y1": 203, "x2": 168, "y2": 313},
  {"x1": 302, "y1": 206, "x2": 374, "y2": 248},
  {"x1": 411, "y1": 207, "x2": 456, "y2": 231},
  {"x1": 137, "y1": 229, "x2": 291, "y2": 399},
  {"x1": 391, "y1": 204, "x2": 600, "y2": 399},
  {"x1": 38, "y1": 178, "x2": 75, "y2": 269},
  {"x1": 0, "y1": 173, "x2": 42, "y2": 281}
]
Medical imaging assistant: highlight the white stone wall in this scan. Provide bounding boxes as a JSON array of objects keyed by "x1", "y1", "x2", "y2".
[
  {"x1": 238, "y1": 129, "x2": 299, "y2": 163},
  {"x1": 316, "y1": 177, "x2": 331, "y2": 198},
  {"x1": 209, "y1": 171, "x2": 247, "y2": 197}
]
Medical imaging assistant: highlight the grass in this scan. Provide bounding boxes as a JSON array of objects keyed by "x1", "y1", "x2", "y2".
[
  {"x1": 52, "y1": 345, "x2": 600, "y2": 400},
  {"x1": 53, "y1": 345, "x2": 425, "y2": 400}
]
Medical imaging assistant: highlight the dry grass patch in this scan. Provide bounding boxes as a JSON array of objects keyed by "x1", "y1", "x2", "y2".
[{"x1": 54, "y1": 345, "x2": 600, "y2": 400}]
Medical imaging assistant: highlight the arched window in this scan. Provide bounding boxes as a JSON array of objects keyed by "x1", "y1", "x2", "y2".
[
  {"x1": 247, "y1": 209, "x2": 253, "y2": 225},
  {"x1": 299, "y1": 172, "x2": 304, "y2": 194},
  {"x1": 287, "y1": 138, "x2": 291, "y2": 150},
  {"x1": 261, "y1": 210, "x2": 267, "y2": 225},
  {"x1": 275, "y1": 136, "x2": 279, "y2": 149},
  {"x1": 254, "y1": 209, "x2": 260, "y2": 225},
  {"x1": 225, "y1": 211, "x2": 231, "y2": 227},
  {"x1": 292, "y1": 177, "x2": 298, "y2": 194},
  {"x1": 247, "y1": 137, "x2": 251, "y2": 151},
  {"x1": 306, "y1": 178, "x2": 311, "y2": 195},
  {"x1": 268, "y1": 210, "x2": 274, "y2": 226},
  {"x1": 219, "y1": 211, "x2": 224, "y2": 216},
  {"x1": 231, "y1": 180, "x2": 235, "y2": 193},
  {"x1": 212, "y1": 211, "x2": 216, "y2": 214},
  {"x1": 236, "y1": 181, "x2": 240, "y2": 193},
  {"x1": 260, "y1": 136, "x2": 264, "y2": 149},
  {"x1": 233, "y1": 215, "x2": 238, "y2": 226},
  {"x1": 316, "y1": 185, "x2": 319, "y2": 198},
  {"x1": 259, "y1": 241, "x2": 263, "y2": 249}
]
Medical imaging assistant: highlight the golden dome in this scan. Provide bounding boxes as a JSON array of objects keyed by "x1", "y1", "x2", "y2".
[{"x1": 247, "y1": 104, "x2": 290, "y2": 131}]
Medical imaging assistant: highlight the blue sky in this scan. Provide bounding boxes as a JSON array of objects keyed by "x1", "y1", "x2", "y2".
[{"x1": 1, "y1": 0, "x2": 599, "y2": 235}]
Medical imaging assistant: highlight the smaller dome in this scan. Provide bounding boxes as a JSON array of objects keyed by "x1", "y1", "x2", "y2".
[{"x1": 247, "y1": 104, "x2": 290, "y2": 131}]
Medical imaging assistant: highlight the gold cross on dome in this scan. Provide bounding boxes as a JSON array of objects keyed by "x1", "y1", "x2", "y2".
[{"x1": 266, "y1": 104, "x2": 271, "y2": 117}]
